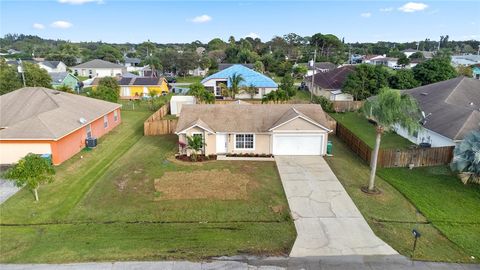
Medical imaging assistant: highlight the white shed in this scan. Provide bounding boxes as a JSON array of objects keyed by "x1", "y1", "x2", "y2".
[{"x1": 170, "y1": 96, "x2": 196, "y2": 116}]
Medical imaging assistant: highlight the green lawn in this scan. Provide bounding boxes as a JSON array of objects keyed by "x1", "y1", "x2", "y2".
[
  {"x1": 0, "y1": 111, "x2": 295, "y2": 263},
  {"x1": 325, "y1": 136, "x2": 478, "y2": 263},
  {"x1": 175, "y1": 76, "x2": 203, "y2": 84},
  {"x1": 377, "y1": 167, "x2": 480, "y2": 259},
  {"x1": 330, "y1": 112, "x2": 413, "y2": 149}
]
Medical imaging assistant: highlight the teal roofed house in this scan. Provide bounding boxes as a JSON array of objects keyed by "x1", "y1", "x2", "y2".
[
  {"x1": 50, "y1": 72, "x2": 81, "y2": 92},
  {"x1": 201, "y1": 64, "x2": 278, "y2": 99},
  {"x1": 473, "y1": 65, "x2": 480, "y2": 80}
]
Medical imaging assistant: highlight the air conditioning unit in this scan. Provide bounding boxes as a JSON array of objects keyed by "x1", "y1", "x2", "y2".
[{"x1": 85, "y1": 137, "x2": 97, "y2": 148}]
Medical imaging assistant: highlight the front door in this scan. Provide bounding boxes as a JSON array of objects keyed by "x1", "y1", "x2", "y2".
[{"x1": 216, "y1": 134, "x2": 228, "y2": 154}]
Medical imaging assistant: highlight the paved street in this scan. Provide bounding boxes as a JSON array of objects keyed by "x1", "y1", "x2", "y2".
[
  {"x1": 2, "y1": 256, "x2": 479, "y2": 270},
  {"x1": 275, "y1": 156, "x2": 397, "y2": 257}
]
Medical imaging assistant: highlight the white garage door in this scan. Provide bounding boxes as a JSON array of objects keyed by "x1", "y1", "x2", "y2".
[{"x1": 273, "y1": 134, "x2": 324, "y2": 156}]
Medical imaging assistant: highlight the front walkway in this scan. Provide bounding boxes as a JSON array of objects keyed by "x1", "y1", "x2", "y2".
[{"x1": 275, "y1": 156, "x2": 397, "y2": 257}]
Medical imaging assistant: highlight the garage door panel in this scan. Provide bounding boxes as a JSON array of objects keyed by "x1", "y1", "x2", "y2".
[{"x1": 273, "y1": 134, "x2": 324, "y2": 156}]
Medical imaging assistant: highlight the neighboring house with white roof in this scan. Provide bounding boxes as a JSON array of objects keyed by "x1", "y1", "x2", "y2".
[
  {"x1": 175, "y1": 104, "x2": 332, "y2": 156},
  {"x1": 38, "y1": 61, "x2": 67, "y2": 73},
  {"x1": 72, "y1": 59, "x2": 126, "y2": 78},
  {"x1": 451, "y1": 54, "x2": 480, "y2": 67},
  {"x1": 201, "y1": 64, "x2": 278, "y2": 99},
  {"x1": 395, "y1": 77, "x2": 480, "y2": 147}
]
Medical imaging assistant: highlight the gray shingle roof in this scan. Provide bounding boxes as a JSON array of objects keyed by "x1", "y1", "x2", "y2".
[
  {"x1": 404, "y1": 77, "x2": 480, "y2": 140},
  {"x1": 305, "y1": 66, "x2": 356, "y2": 90},
  {"x1": 49, "y1": 72, "x2": 69, "y2": 84},
  {"x1": 175, "y1": 104, "x2": 330, "y2": 133},
  {"x1": 0, "y1": 87, "x2": 121, "y2": 140},
  {"x1": 41, "y1": 61, "x2": 62, "y2": 69},
  {"x1": 73, "y1": 59, "x2": 124, "y2": 69}
]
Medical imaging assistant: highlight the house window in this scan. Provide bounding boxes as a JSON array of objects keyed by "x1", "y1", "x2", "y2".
[
  {"x1": 88, "y1": 69, "x2": 93, "y2": 75},
  {"x1": 192, "y1": 133, "x2": 204, "y2": 151},
  {"x1": 235, "y1": 134, "x2": 254, "y2": 149},
  {"x1": 104, "y1": 115, "x2": 108, "y2": 128},
  {"x1": 86, "y1": 124, "x2": 92, "y2": 138},
  {"x1": 255, "y1": 88, "x2": 260, "y2": 95},
  {"x1": 114, "y1": 110, "x2": 118, "y2": 122}
]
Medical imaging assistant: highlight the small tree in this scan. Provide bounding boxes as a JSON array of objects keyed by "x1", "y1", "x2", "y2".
[
  {"x1": 362, "y1": 88, "x2": 421, "y2": 193},
  {"x1": 228, "y1": 73, "x2": 245, "y2": 99},
  {"x1": 312, "y1": 95, "x2": 334, "y2": 113},
  {"x1": 397, "y1": 55, "x2": 410, "y2": 67},
  {"x1": 292, "y1": 65, "x2": 308, "y2": 79},
  {"x1": 188, "y1": 82, "x2": 215, "y2": 104},
  {"x1": 4, "y1": 153, "x2": 55, "y2": 201},
  {"x1": 244, "y1": 83, "x2": 257, "y2": 99},
  {"x1": 23, "y1": 62, "x2": 52, "y2": 88},
  {"x1": 450, "y1": 130, "x2": 480, "y2": 185},
  {"x1": 57, "y1": 84, "x2": 74, "y2": 93},
  {"x1": 186, "y1": 135, "x2": 206, "y2": 161},
  {"x1": 0, "y1": 58, "x2": 22, "y2": 94},
  {"x1": 280, "y1": 73, "x2": 296, "y2": 97}
]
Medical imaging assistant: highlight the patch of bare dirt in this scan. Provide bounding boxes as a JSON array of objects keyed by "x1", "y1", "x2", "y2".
[
  {"x1": 154, "y1": 169, "x2": 254, "y2": 200},
  {"x1": 270, "y1": 205, "x2": 285, "y2": 213}
]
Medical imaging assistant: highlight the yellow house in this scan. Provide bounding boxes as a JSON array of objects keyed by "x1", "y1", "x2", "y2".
[
  {"x1": 91, "y1": 76, "x2": 169, "y2": 99},
  {"x1": 119, "y1": 77, "x2": 169, "y2": 99}
]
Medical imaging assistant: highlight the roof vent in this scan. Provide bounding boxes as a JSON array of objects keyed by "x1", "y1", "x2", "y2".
[
  {"x1": 421, "y1": 92, "x2": 428, "y2": 96},
  {"x1": 79, "y1": 117, "x2": 87, "y2": 124},
  {"x1": 52, "y1": 91, "x2": 61, "y2": 95},
  {"x1": 469, "y1": 102, "x2": 474, "y2": 106}
]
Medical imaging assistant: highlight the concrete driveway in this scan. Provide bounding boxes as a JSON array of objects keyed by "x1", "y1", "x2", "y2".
[
  {"x1": 275, "y1": 156, "x2": 397, "y2": 257},
  {"x1": 0, "y1": 179, "x2": 20, "y2": 204}
]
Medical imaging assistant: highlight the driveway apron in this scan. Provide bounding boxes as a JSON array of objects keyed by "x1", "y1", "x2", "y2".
[{"x1": 275, "y1": 156, "x2": 397, "y2": 257}]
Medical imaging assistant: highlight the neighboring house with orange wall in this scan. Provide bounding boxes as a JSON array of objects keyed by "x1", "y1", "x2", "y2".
[{"x1": 0, "y1": 87, "x2": 122, "y2": 165}]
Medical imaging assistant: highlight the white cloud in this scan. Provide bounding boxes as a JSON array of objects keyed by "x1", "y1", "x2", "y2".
[
  {"x1": 33, "y1": 23, "x2": 45, "y2": 30},
  {"x1": 398, "y1": 2, "x2": 428, "y2": 13},
  {"x1": 380, "y1": 7, "x2": 393, "y2": 12},
  {"x1": 51, "y1": 20, "x2": 73, "y2": 29},
  {"x1": 360, "y1": 12, "x2": 372, "y2": 18},
  {"x1": 58, "y1": 0, "x2": 103, "y2": 4},
  {"x1": 245, "y1": 32, "x2": 260, "y2": 39},
  {"x1": 190, "y1": 15, "x2": 212, "y2": 24}
]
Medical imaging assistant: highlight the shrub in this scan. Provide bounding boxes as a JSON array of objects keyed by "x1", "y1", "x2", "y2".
[{"x1": 312, "y1": 95, "x2": 334, "y2": 113}]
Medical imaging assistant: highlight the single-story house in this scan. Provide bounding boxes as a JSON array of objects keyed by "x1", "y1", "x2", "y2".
[
  {"x1": 188, "y1": 66, "x2": 208, "y2": 76},
  {"x1": 92, "y1": 76, "x2": 169, "y2": 99},
  {"x1": 473, "y1": 64, "x2": 480, "y2": 80},
  {"x1": 370, "y1": 57, "x2": 399, "y2": 68},
  {"x1": 201, "y1": 64, "x2": 278, "y2": 99},
  {"x1": 401, "y1": 49, "x2": 433, "y2": 59},
  {"x1": 124, "y1": 57, "x2": 141, "y2": 68},
  {"x1": 50, "y1": 72, "x2": 81, "y2": 91},
  {"x1": 306, "y1": 62, "x2": 337, "y2": 76},
  {"x1": 175, "y1": 104, "x2": 332, "y2": 156},
  {"x1": 170, "y1": 96, "x2": 196, "y2": 116},
  {"x1": 451, "y1": 54, "x2": 480, "y2": 67},
  {"x1": 395, "y1": 77, "x2": 480, "y2": 147},
  {"x1": 304, "y1": 66, "x2": 355, "y2": 101},
  {"x1": 38, "y1": 61, "x2": 67, "y2": 73},
  {"x1": 0, "y1": 87, "x2": 122, "y2": 165},
  {"x1": 72, "y1": 59, "x2": 126, "y2": 78}
]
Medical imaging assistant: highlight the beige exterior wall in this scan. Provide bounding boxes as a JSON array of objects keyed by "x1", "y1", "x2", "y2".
[
  {"x1": 274, "y1": 118, "x2": 325, "y2": 131},
  {"x1": 0, "y1": 142, "x2": 52, "y2": 164},
  {"x1": 226, "y1": 133, "x2": 272, "y2": 155},
  {"x1": 205, "y1": 134, "x2": 216, "y2": 155}
]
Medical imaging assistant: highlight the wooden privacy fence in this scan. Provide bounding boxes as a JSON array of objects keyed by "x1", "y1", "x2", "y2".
[
  {"x1": 336, "y1": 122, "x2": 454, "y2": 168},
  {"x1": 325, "y1": 114, "x2": 337, "y2": 134},
  {"x1": 144, "y1": 104, "x2": 178, "y2": 135},
  {"x1": 332, "y1": 101, "x2": 364, "y2": 112}
]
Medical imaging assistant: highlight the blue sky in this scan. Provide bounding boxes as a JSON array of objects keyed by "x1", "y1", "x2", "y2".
[{"x1": 0, "y1": 0, "x2": 479, "y2": 44}]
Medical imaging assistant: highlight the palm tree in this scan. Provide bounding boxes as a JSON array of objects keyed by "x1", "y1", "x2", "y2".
[
  {"x1": 363, "y1": 88, "x2": 421, "y2": 193},
  {"x1": 451, "y1": 130, "x2": 480, "y2": 184},
  {"x1": 228, "y1": 73, "x2": 245, "y2": 99},
  {"x1": 244, "y1": 83, "x2": 257, "y2": 99},
  {"x1": 186, "y1": 135, "x2": 206, "y2": 161}
]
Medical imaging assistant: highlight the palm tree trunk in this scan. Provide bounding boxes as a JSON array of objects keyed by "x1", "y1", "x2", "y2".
[
  {"x1": 34, "y1": 188, "x2": 39, "y2": 201},
  {"x1": 368, "y1": 128, "x2": 383, "y2": 191}
]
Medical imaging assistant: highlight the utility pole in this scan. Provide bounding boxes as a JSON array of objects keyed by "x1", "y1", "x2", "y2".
[
  {"x1": 310, "y1": 47, "x2": 317, "y2": 102},
  {"x1": 416, "y1": 42, "x2": 419, "y2": 51},
  {"x1": 17, "y1": 59, "x2": 26, "y2": 87}
]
